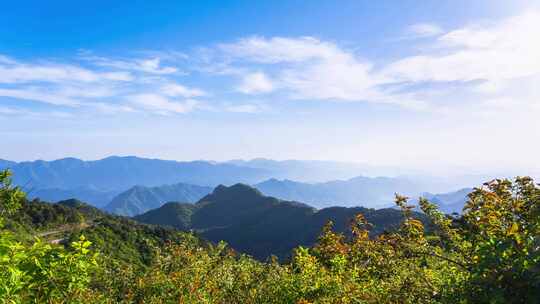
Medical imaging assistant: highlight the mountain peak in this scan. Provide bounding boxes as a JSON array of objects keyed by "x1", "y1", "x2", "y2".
[{"x1": 206, "y1": 183, "x2": 264, "y2": 202}]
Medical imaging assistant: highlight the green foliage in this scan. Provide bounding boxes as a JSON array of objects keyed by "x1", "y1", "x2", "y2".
[
  {"x1": 0, "y1": 170, "x2": 97, "y2": 303},
  {"x1": 103, "y1": 177, "x2": 538, "y2": 303},
  {"x1": 0, "y1": 170, "x2": 25, "y2": 226},
  {"x1": 459, "y1": 177, "x2": 540, "y2": 302},
  {"x1": 1, "y1": 170, "x2": 539, "y2": 303},
  {"x1": 66, "y1": 215, "x2": 192, "y2": 268}
]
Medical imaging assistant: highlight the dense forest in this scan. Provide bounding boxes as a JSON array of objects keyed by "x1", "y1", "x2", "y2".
[{"x1": 1, "y1": 169, "x2": 539, "y2": 303}]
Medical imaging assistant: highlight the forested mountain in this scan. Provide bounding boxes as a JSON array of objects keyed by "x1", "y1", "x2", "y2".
[
  {"x1": 135, "y1": 183, "x2": 420, "y2": 259},
  {"x1": 4, "y1": 196, "x2": 199, "y2": 268},
  {"x1": 254, "y1": 176, "x2": 422, "y2": 208},
  {"x1": 105, "y1": 183, "x2": 212, "y2": 216}
]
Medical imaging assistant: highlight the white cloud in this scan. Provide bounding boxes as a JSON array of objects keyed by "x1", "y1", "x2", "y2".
[
  {"x1": 220, "y1": 36, "x2": 407, "y2": 105},
  {"x1": 0, "y1": 106, "x2": 73, "y2": 119},
  {"x1": 385, "y1": 11, "x2": 540, "y2": 85},
  {"x1": 161, "y1": 83, "x2": 206, "y2": 98},
  {"x1": 213, "y1": 10, "x2": 540, "y2": 115},
  {"x1": 3, "y1": 9, "x2": 539, "y2": 120},
  {"x1": 220, "y1": 36, "x2": 346, "y2": 63},
  {"x1": 404, "y1": 23, "x2": 444, "y2": 38},
  {"x1": 91, "y1": 102, "x2": 136, "y2": 114},
  {"x1": 130, "y1": 94, "x2": 199, "y2": 115},
  {"x1": 0, "y1": 88, "x2": 80, "y2": 106},
  {"x1": 86, "y1": 56, "x2": 179, "y2": 74},
  {"x1": 0, "y1": 53, "x2": 208, "y2": 116},
  {"x1": 237, "y1": 72, "x2": 274, "y2": 94},
  {"x1": 224, "y1": 103, "x2": 265, "y2": 113},
  {"x1": 0, "y1": 59, "x2": 133, "y2": 84}
]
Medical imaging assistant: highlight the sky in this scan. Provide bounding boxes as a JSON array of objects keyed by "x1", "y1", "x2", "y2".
[{"x1": 1, "y1": 0, "x2": 539, "y2": 175}]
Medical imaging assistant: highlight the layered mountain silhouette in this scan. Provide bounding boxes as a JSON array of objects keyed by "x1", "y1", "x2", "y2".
[
  {"x1": 105, "y1": 183, "x2": 212, "y2": 216},
  {"x1": 2, "y1": 156, "x2": 269, "y2": 207},
  {"x1": 255, "y1": 177, "x2": 422, "y2": 208},
  {"x1": 135, "y1": 183, "x2": 421, "y2": 260},
  {"x1": 226, "y1": 158, "x2": 402, "y2": 182},
  {"x1": 105, "y1": 176, "x2": 469, "y2": 217},
  {"x1": 6, "y1": 156, "x2": 269, "y2": 190},
  {"x1": 1, "y1": 156, "x2": 475, "y2": 211}
]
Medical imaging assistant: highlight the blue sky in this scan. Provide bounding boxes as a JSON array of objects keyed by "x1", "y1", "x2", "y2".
[{"x1": 1, "y1": 0, "x2": 539, "y2": 175}]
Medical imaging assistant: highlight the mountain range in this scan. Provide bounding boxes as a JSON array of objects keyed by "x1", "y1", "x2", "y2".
[
  {"x1": 0, "y1": 156, "x2": 269, "y2": 206},
  {"x1": 134, "y1": 183, "x2": 424, "y2": 259},
  {"x1": 2, "y1": 156, "x2": 268, "y2": 190},
  {"x1": 1, "y1": 156, "x2": 475, "y2": 211}
]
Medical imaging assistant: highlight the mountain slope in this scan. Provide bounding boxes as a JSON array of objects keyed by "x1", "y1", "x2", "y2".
[
  {"x1": 6, "y1": 196, "x2": 198, "y2": 268},
  {"x1": 135, "y1": 184, "x2": 420, "y2": 259},
  {"x1": 105, "y1": 183, "x2": 212, "y2": 216}
]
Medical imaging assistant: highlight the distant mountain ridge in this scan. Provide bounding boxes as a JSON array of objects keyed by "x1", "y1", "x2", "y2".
[
  {"x1": 135, "y1": 183, "x2": 423, "y2": 260},
  {"x1": 106, "y1": 175, "x2": 423, "y2": 216},
  {"x1": 254, "y1": 176, "x2": 422, "y2": 208},
  {"x1": 105, "y1": 183, "x2": 212, "y2": 216},
  {"x1": 0, "y1": 159, "x2": 17, "y2": 169},
  {"x1": 2, "y1": 156, "x2": 271, "y2": 207},
  {"x1": 421, "y1": 188, "x2": 473, "y2": 214},
  {"x1": 7, "y1": 156, "x2": 269, "y2": 190},
  {"x1": 2, "y1": 156, "x2": 479, "y2": 210},
  {"x1": 226, "y1": 158, "x2": 403, "y2": 182}
]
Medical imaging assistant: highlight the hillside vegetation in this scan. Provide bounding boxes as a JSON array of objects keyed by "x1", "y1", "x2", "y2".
[{"x1": 0, "y1": 169, "x2": 539, "y2": 303}]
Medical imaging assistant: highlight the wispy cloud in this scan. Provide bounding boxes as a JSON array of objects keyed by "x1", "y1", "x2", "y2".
[
  {"x1": 161, "y1": 83, "x2": 207, "y2": 98},
  {"x1": 0, "y1": 53, "x2": 207, "y2": 115},
  {"x1": 403, "y1": 23, "x2": 444, "y2": 39},
  {"x1": 206, "y1": 10, "x2": 540, "y2": 117},
  {"x1": 382, "y1": 10, "x2": 540, "y2": 115},
  {"x1": 213, "y1": 36, "x2": 417, "y2": 107},
  {"x1": 2, "y1": 9, "x2": 539, "y2": 119},
  {"x1": 84, "y1": 56, "x2": 180, "y2": 75},
  {"x1": 130, "y1": 94, "x2": 200, "y2": 115},
  {"x1": 0, "y1": 59, "x2": 132, "y2": 84},
  {"x1": 0, "y1": 88, "x2": 80, "y2": 106},
  {"x1": 236, "y1": 72, "x2": 274, "y2": 94},
  {"x1": 223, "y1": 102, "x2": 268, "y2": 113}
]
